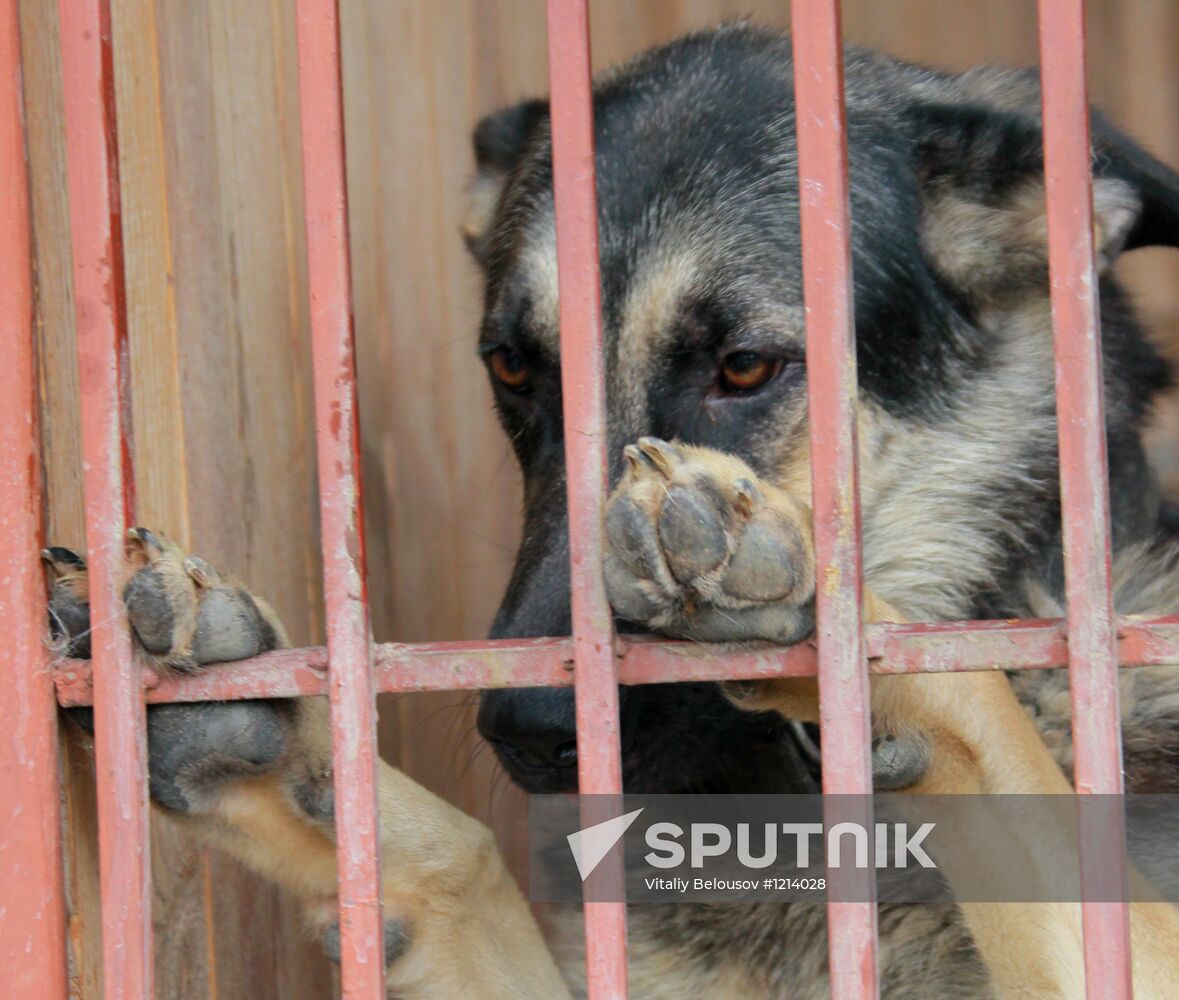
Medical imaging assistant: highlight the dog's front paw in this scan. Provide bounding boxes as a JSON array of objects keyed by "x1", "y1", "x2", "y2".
[
  {"x1": 122, "y1": 527, "x2": 286, "y2": 672},
  {"x1": 604, "y1": 438, "x2": 815, "y2": 643},
  {"x1": 44, "y1": 545, "x2": 93, "y2": 658},
  {"x1": 45, "y1": 533, "x2": 293, "y2": 813}
]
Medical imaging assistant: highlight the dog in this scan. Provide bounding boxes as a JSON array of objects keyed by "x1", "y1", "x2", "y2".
[{"x1": 47, "y1": 22, "x2": 1179, "y2": 998}]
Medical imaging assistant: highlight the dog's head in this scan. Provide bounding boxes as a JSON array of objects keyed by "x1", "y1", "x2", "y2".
[{"x1": 470, "y1": 24, "x2": 1179, "y2": 794}]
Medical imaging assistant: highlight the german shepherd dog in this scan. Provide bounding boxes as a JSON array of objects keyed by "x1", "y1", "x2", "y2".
[{"x1": 47, "y1": 22, "x2": 1179, "y2": 998}]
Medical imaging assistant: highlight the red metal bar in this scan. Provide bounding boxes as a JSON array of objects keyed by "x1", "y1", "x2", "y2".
[
  {"x1": 58, "y1": 3, "x2": 153, "y2": 999},
  {"x1": 54, "y1": 615, "x2": 1179, "y2": 706},
  {"x1": 295, "y1": 0, "x2": 386, "y2": 995},
  {"x1": 545, "y1": 1, "x2": 628, "y2": 997},
  {"x1": 791, "y1": 2, "x2": 880, "y2": 997},
  {"x1": 1038, "y1": 1, "x2": 1132, "y2": 994},
  {"x1": 0, "y1": 5, "x2": 69, "y2": 996}
]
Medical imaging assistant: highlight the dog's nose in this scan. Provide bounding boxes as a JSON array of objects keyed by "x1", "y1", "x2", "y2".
[{"x1": 477, "y1": 688, "x2": 578, "y2": 784}]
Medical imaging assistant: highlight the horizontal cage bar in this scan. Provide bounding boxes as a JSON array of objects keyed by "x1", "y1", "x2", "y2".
[{"x1": 53, "y1": 614, "x2": 1179, "y2": 707}]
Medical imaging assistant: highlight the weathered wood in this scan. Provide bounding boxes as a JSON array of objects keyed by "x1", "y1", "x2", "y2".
[
  {"x1": 20, "y1": 5, "x2": 103, "y2": 998},
  {"x1": 22, "y1": 0, "x2": 328, "y2": 994},
  {"x1": 20, "y1": 0, "x2": 1179, "y2": 995}
]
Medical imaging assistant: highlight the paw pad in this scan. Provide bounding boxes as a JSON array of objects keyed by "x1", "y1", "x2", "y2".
[
  {"x1": 124, "y1": 567, "x2": 179, "y2": 656},
  {"x1": 722, "y1": 512, "x2": 806, "y2": 602},
  {"x1": 605, "y1": 438, "x2": 815, "y2": 643},
  {"x1": 147, "y1": 701, "x2": 289, "y2": 812},
  {"x1": 657, "y1": 485, "x2": 728, "y2": 582}
]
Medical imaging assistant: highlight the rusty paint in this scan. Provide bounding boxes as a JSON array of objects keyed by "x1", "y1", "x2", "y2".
[
  {"x1": 0, "y1": 3, "x2": 69, "y2": 994},
  {"x1": 27, "y1": 616, "x2": 1092, "y2": 688},
  {"x1": 53, "y1": 615, "x2": 1179, "y2": 706},
  {"x1": 791, "y1": 1, "x2": 880, "y2": 996},
  {"x1": 1038, "y1": 1, "x2": 1132, "y2": 993},
  {"x1": 35, "y1": 3, "x2": 1151, "y2": 998},
  {"x1": 545, "y1": 1, "x2": 628, "y2": 997},
  {"x1": 294, "y1": 0, "x2": 385, "y2": 995},
  {"x1": 58, "y1": 3, "x2": 154, "y2": 999}
]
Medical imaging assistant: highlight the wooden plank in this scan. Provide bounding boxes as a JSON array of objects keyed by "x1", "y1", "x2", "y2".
[
  {"x1": 19, "y1": 3, "x2": 105, "y2": 996},
  {"x1": 19, "y1": 0, "x2": 1179, "y2": 994},
  {"x1": 23, "y1": 0, "x2": 329, "y2": 995},
  {"x1": 153, "y1": 0, "x2": 329, "y2": 995}
]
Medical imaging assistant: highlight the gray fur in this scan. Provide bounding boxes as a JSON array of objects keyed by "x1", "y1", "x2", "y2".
[
  {"x1": 472, "y1": 23, "x2": 1179, "y2": 999},
  {"x1": 41, "y1": 22, "x2": 1179, "y2": 999}
]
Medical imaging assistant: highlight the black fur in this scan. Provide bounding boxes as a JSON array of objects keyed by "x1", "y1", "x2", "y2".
[{"x1": 474, "y1": 24, "x2": 1179, "y2": 800}]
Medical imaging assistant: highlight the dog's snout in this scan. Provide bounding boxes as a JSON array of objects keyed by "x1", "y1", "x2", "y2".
[{"x1": 477, "y1": 688, "x2": 578, "y2": 791}]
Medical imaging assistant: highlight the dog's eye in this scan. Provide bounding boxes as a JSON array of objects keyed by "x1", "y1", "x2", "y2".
[
  {"x1": 488, "y1": 347, "x2": 530, "y2": 392},
  {"x1": 719, "y1": 351, "x2": 783, "y2": 394}
]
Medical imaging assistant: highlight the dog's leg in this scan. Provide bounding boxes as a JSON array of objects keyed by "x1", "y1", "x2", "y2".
[
  {"x1": 857, "y1": 614, "x2": 1179, "y2": 999},
  {"x1": 47, "y1": 533, "x2": 570, "y2": 999},
  {"x1": 603, "y1": 440, "x2": 1179, "y2": 998},
  {"x1": 603, "y1": 437, "x2": 922, "y2": 790}
]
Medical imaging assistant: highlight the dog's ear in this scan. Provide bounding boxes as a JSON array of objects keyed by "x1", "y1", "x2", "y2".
[
  {"x1": 911, "y1": 102, "x2": 1179, "y2": 303},
  {"x1": 464, "y1": 99, "x2": 548, "y2": 265}
]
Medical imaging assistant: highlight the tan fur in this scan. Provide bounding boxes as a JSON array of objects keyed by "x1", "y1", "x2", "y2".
[
  {"x1": 164, "y1": 697, "x2": 567, "y2": 998},
  {"x1": 127, "y1": 445, "x2": 1179, "y2": 997},
  {"x1": 101, "y1": 246, "x2": 1179, "y2": 1000},
  {"x1": 747, "y1": 575, "x2": 1179, "y2": 999},
  {"x1": 600, "y1": 440, "x2": 1179, "y2": 997}
]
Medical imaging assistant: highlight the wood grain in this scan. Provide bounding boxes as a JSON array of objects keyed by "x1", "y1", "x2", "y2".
[{"x1": 20, "y1": 1, "x2": 1179, "y2": 995}]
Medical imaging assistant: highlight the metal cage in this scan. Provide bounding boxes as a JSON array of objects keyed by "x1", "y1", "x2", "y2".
[{"x1": 2, "y1": 0, "x2": 1171, "y2": 997}]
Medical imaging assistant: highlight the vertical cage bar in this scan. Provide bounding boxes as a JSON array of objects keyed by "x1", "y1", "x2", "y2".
[
  {"x1": 791, "y1": 2, "x2": 880, "y2": 998},
  {"x1": 58, "y1": 3, "x2": 153, "y2": 999},
  {"x1": 546, "y1": 2, "x2": 628, "y2": 997},
  {"x1": 0, "y1": 4, "x2": 69, "y2": 996},
  {"x1": 294, "y1": 1, "x2": 386, "y2": 996},
  {"x1": 1037, "y1": 0, "x2": 1132, "y2": 994}
]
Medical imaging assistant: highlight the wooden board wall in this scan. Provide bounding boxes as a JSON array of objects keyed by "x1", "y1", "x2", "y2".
[{"x1": 19, "y1": 1, "x2": 1179, "y2": 996}]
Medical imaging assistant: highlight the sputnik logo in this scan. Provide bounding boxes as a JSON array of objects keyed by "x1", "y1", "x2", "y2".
[{"x1": 566, "y1": 808, "x2": 644, "y2": 881}]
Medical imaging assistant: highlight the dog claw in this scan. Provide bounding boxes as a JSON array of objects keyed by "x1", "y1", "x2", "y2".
[
  {"x1": 636, "y1": 436, "x2": 683, "y2": 478},
  {"x1": 42, "y1": 546, "x2": 86, "y2": 576},
  {"x1": 183, "y1": 555, "x2": 218, "y2": 588},
  {"x1": 126, "y1": 527, "x2": 169, "y2": 571},
  {"x1": 127, "y1": 526, "x2": 163, "y2": 551},
  {"x1": 45, "y1": 545, "x2": 92, "y2": 658},
  {"x1": 734, "y1": 478, "x2": 761, "y2": 517}
]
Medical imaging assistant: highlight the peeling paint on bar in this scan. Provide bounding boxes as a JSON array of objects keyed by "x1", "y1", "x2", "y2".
[
  {"x1": 1038, "y1": 0, "x2": 1133, "y2": 994},
  {"x1": 294, "y1": 1, "x2": 386, "y2": 996},
  {"x1": 53, "y1": 616, "x2": 1179, "y2": 706},
  {"x1": 58, "y1": 3, "x2": 154, "y2": 999},
  {"x1": 545, "y1": 1, "x2": 629, "y2": 996},
  {"x1": 0, "y1": 4, "x2": 69, "y2": 994},
  {"x1": 791, "y1": 0, "x2": 880, "y2": 996},
  {"x1": 32, "y1": 3, "x2": 1153, "y2": 998}
]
